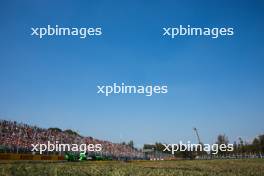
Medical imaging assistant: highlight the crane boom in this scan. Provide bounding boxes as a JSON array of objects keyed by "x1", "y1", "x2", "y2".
[{"x1": 193, "y1": 127, "x2": 202, "y2": 145}]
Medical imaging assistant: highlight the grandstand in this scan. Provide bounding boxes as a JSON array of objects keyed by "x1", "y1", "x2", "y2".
[{"x1": 0, "y1": 119, "x2": 144, "y2": 160}]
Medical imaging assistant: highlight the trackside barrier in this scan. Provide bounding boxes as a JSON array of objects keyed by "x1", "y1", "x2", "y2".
[{"x1": 0, "y1": 153, "x2": 65, "y2": 160}]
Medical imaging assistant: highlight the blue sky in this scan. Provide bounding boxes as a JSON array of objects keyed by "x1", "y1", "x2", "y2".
[{"x1": 0, "y1": 0, "x2": 264, "y2": 147}]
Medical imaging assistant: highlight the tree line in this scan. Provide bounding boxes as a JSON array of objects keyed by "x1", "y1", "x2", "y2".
[{"x1": 143, "y1": 133, "x2": 264, "y2": 159}]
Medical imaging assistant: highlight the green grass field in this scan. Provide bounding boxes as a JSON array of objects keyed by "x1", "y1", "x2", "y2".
[{"x1": 0, "y1": 159, "x2": 264, "y2": 176}]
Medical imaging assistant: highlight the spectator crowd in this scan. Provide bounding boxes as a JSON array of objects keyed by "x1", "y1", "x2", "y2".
[{"x1": 0, "y1": 120, "x2": 144, "y2": 159}]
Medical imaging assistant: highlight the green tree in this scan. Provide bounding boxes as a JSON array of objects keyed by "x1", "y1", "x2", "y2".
[{"x1": 128, "y1": 140, "x2": 134, "y2": 149}]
